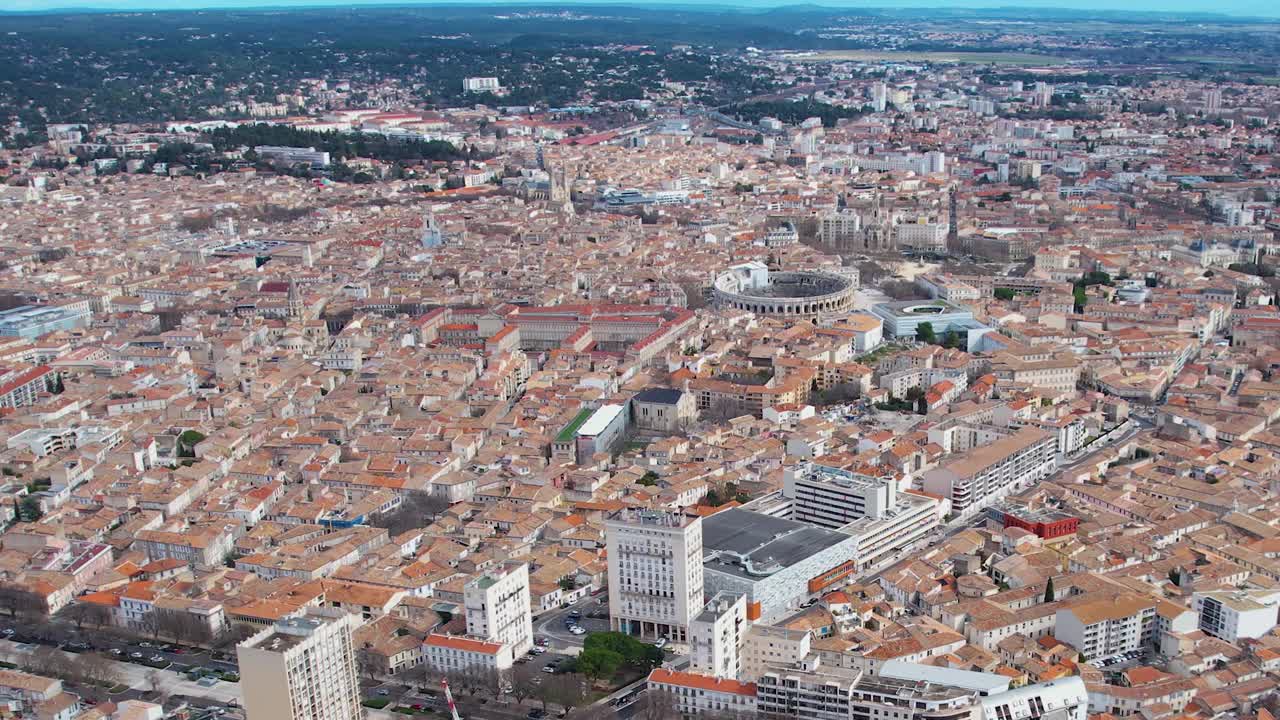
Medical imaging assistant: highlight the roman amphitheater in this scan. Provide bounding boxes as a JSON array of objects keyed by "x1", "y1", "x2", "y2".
[{"x1": 712, "y1": 262, "x2": 858, "y2": 323}]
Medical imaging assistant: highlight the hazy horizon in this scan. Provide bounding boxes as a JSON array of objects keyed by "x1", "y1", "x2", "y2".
[{"x1": 2, "y1": 0, "x2": 1279, "y2": 19}]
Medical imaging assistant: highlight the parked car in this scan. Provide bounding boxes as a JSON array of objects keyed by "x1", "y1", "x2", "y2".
[{"x1": 130, "y1": 652, "x2": 143, "y2": 659}]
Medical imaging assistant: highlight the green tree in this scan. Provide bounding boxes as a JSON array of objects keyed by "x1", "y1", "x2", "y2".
[
  {"x1": 994, "y1": 288, "x2": 1016, "y2": 301},
  {"x1": 638, "y1": 471, "x2": 659, "y2": 487},
  {"x1": 1044, "y1": 577, "x2": 1055, "y2": 603},
  {"x1": 575, "y1": 647, "x2": 624, "y2": 684},
  {"x1": 583, "y1": 632, "x2": 663, "y2": 670},
  {"x1": 916, "y1": 321, "x2": 937, "y2": 344},
  {"x1": 18, "y1": 496, "x2": 42, "y2": 521},
  {"x1": 1073, "y1": 286, "x2": 1088, "y2": 313},
  {"x1": 177, "y1": 430, "x2": 207, "y2": 458}
]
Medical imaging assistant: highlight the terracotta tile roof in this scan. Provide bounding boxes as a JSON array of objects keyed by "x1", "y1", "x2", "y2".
[
  {"x1": 424, "y1": 634, "x2": 502, "y2": 654},
  {"x1": 648, "y1": 668, "x2": 756, "y2": 696}
]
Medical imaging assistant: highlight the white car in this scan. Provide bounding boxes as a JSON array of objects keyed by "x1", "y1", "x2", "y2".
[
  {"x1": 569, "y1": 626, "x2": 586, "y2": 635},
  {"x1": 654, "y1": 637, "x2": 668, "y2": 649}
]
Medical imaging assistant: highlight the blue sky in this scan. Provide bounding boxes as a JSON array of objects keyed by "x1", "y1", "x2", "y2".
[{"x1": 2, "y1": 0, "x2": 1276, "y2": 17}]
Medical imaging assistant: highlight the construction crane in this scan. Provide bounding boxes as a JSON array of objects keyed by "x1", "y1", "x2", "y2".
[{"x1": 441, "y1": 678, "x2": 462, "y2": 720}]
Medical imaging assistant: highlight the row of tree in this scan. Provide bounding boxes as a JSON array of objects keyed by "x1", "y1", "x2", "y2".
[
  {"x1": 203, "y1": 124, "x2": 466, "y2": 164},
  {"x1": 724, "y1": 99, "x2": 867, "y2": 128}
]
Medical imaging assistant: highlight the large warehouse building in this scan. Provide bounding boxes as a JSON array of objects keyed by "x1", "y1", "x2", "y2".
[{"x1": 701, "y1": 508, "x2": 861, "y2": 623}]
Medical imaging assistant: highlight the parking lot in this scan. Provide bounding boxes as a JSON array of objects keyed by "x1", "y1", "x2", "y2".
[
  {"x1": 0, "y1": 621, "x2": 240, "y2": 681},
  {"x1": 533, "y1": 592, "x2": 610, "y2": 649},
  {"x1": 1096, "y1": 649, "x2": 1148, "y2": 670}
]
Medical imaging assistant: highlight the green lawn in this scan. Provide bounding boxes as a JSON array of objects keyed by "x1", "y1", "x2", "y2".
[{"x1": 555, "y1": 409, "x2": 594, "y2": 443}]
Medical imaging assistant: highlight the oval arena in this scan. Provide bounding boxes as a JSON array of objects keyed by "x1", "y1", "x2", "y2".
[{"x1": 712, "y1": 262, "x2": 858, "y2": 323}]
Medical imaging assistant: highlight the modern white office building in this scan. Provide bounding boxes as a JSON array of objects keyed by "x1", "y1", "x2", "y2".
[
  {"x1": 980, "y1": 677, "x2": 1089, "y2": 720},
  {"x1": 464, "y1": 561, "x2": 533, "y2": 657},
  {"x1": 783, "y1": 464, "x2": 941, "y2": 571},
  {"x1": 1192, "y1": 589, "x2": 1280, "y2": 642},
  {"x1": 784, "y1": 464, "x2": 900, "y2": 526},
  {"x1": 0, "y1": 305, "x2": 91, "y2": 339},
  {"x1": 607, "y1": 508, "x2": 704, "y2": 643},
  {"x1": 237, "y1": 610, "x2": 362, "y2": 720},
  {"x1": 755, "y1": 652, "x2": 1087, "y2": 720},
  {"x1": 757, "y1": 655, "x2": 978, "y2": 720}
]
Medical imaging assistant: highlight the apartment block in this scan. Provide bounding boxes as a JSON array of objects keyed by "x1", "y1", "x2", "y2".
[
  {"x1": 689, "y1": 592, "x2": 749, "y2": 680},
  {"x1": 607, "y1": 508, "x2": 703, "y2": 643},
  {"x1": 921, "y1": 427, "x2": 1057, "y2": 517},
  {"x1": 1192, "y1": 589, "x2": 1280, "y2": 642},
  {"x1": 1055, "y1": 595, "x2": 1157, "y2": 661},
  {"x1": 237, "y1": 611, "x2": 362, "y2": 720},
  {"x1": 647, "y1": 668, "x2": 757, "y2": 719},
  {"x1": 422, "y1": 634, "x2": 514, "y2": 674},
  {"x1": 464, "y1": 561, "x2": 534, "y2": 657}
]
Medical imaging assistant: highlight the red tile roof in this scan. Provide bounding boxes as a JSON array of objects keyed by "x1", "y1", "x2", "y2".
[
  {"x1": 425, "y1": 634, "x2": 503, "y2": 654},
  {"x1": 648, "y1": 668, "x2": 756, "y2": 696}
]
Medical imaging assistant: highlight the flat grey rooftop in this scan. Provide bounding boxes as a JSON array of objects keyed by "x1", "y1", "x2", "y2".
[{"x1": 702, "y1": 508, "x2": 853, "y2": 580}]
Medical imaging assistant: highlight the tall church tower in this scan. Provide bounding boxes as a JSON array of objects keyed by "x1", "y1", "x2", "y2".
[
  {"x1": 287, "y1": 278, "x2": 303, "y2": 320},
  {"x1": 549, "y1": 163, "x2": 574, "y2": 216}
]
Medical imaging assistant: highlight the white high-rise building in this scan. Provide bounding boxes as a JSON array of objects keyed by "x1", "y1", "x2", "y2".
[
  {"x1": 689, "y1": 593, "x2": 749, "y2": 679},
  {"x1": 1204, "y1": 88, "x2": 1223, "y2": 113},
  {"x1": 818, "y1": 210, "x2": 862, "y2": 246},
  {"x1": 871, "y1": 82, "x2": 888, "y2": 112},
  {"x1": 607, "y1": 508, "x2": 704, "y2": 643},
  {"x1": 462, "y1": 77, "x2": 501, "y2": 93},
  {"x1": 926, "y1": 150, "x2": 947, "y2": 174},
  {"x1": 1034, "y1": 82, "x2": 1054, "y2": 107},
  {"x1": 464, "y1": 562, "x2": 534, "y2": 657},
  {"x1": 783, "y1": 463, "x2": 940, "y2": 571},
  {"x1": 237, "y1": 610, "x2": 361, "y2": 720}
]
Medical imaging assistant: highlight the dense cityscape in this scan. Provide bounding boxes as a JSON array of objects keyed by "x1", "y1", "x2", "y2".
[{"x1": 2, "y1": 4, "x2": 1280, "y2": 720}]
